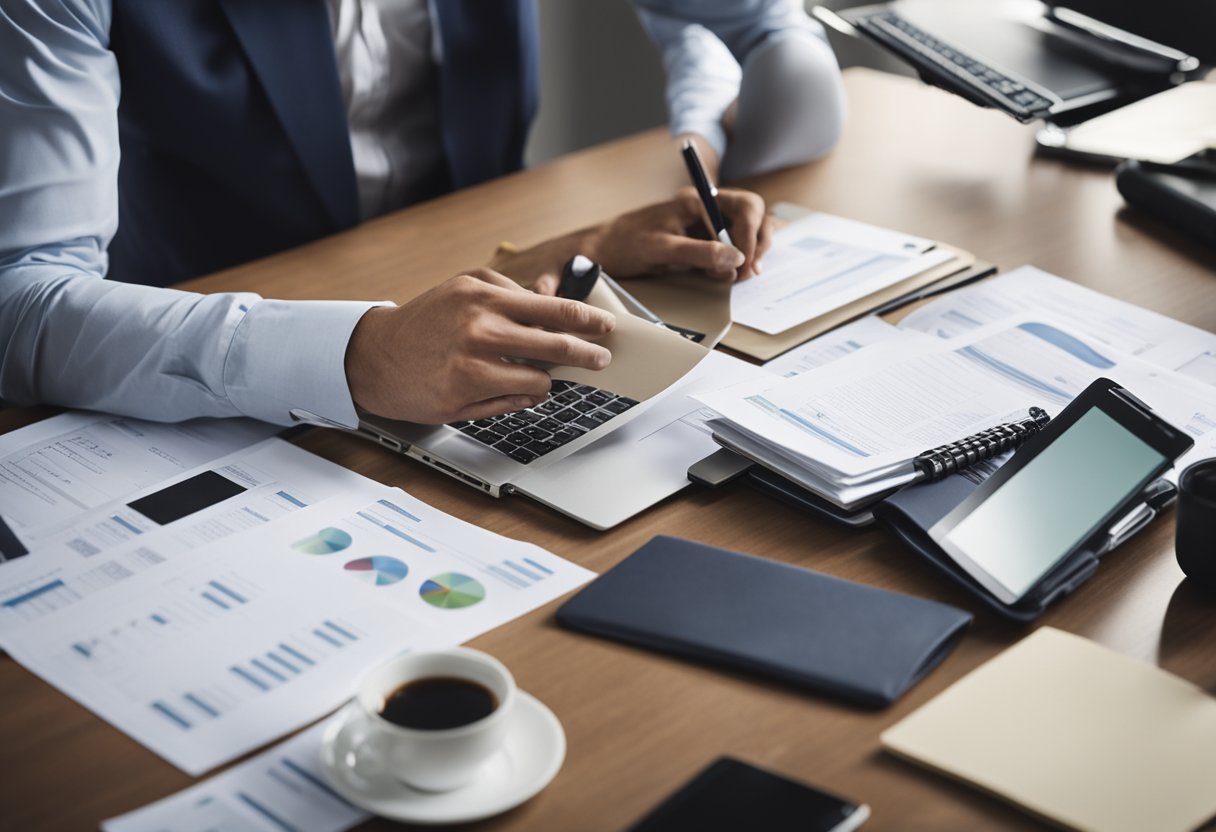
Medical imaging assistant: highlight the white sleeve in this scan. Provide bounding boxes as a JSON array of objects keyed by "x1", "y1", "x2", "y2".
[
  {"x1": 0, "y1": 0, "x2": 380, "y2": 428},
  {"x1": 633, "y1": 0, "x2": 830, "y2": 158}
]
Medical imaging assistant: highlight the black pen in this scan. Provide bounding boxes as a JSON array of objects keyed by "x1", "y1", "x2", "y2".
[{"x1": 681, "y1": 139, "x2": 734, "y2": 247}]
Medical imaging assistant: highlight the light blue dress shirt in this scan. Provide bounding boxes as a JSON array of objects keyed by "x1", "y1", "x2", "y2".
[
  {"x1": 635, "y1": 0, "x2": 832, "y2": 160},
  {"x1": 0, "y1": 0, "x2": 827, "y2": 428}
]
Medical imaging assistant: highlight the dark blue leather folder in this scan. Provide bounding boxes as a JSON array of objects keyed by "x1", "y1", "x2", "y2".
[{"x1": 557, "y1": 536, "x2": 971, "y2": 708}]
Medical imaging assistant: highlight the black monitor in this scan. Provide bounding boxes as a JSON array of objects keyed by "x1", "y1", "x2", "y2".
[{"x1": 1051, "y1": 1, "x2": 1216, "y2": 66}]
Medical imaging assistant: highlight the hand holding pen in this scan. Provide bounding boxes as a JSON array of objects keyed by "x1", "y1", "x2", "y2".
[{"x1": 681, "y1": 139, "x2": 769, "y2": 281}]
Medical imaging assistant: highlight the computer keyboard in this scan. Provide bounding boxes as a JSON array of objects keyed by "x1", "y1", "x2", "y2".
[
  {"x1": 858, "y1": 12, "x2": 1056, "y2": 121},
  {"x1": 448, "y1": 380, "x2": 639, "y2": 465}
]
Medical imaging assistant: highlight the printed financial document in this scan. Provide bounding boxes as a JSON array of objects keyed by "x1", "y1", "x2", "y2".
[
  {"x1": 900, "y1": 265, "x2": 1216, "y2": 383},
  {"x1": 103, "y1": 721, "x2": 367, "y2": 832},
  {"x1": 0, "y1": 412, "x2": 278, "y2": 559},
  {"x1": 731, "y1": 212, "x2": 949, "y2": 335},
  {"x1": 762, "y1": 316, "x2": 900, "y2": 378},
  {"x1": 0, "y1": 486, "x2": 593, "y2": 774},
  {"x1": 699, "y1": 315, "x2": 1216, "y2": 500}
]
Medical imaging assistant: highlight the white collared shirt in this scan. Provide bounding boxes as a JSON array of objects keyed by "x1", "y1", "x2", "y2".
[{"x1": 328, "y1": 0, "x2": 445, "y2": 220}]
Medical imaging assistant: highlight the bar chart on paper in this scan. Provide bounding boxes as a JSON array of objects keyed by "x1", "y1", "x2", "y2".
[
  {"x1": 102, "y1": 722, "x2": 367, "y2": 832},
  {"x1": 0, "y1": 488, "x2": 595, "y2": 774}
]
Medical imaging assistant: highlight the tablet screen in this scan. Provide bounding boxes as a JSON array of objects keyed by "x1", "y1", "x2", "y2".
[{"x1": 938, "y1": 408, "x2": 1166, "y2": 601}]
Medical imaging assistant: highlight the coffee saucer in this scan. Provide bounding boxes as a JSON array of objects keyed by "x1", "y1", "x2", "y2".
[{"x1": 319, "y1": 691, "x2": 566, "y2": 825}]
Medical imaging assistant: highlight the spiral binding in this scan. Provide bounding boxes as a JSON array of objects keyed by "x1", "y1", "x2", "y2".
[{"x1": 912, "y1": 407, "x2": 1051, "y2": 483}]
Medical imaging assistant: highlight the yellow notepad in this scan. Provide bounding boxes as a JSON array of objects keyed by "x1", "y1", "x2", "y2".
[{"x1": 882, "y1": 627, "x2": 1216, "y2": 832}]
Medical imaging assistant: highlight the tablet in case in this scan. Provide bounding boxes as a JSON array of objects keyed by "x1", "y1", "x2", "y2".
[{"x1": 556, "y1": 536, "x2": 971, "y2": 708}]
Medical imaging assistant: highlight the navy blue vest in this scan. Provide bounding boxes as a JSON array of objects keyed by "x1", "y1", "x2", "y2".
[{"x1": 107, "y1": 0, "x2": 539, "y2": 286}]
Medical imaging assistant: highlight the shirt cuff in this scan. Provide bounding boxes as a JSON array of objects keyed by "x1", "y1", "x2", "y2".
[{"x1": 223, "y1": 299, "x2": 391, "y2": 428}]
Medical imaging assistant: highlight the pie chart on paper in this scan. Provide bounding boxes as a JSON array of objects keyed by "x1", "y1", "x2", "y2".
[
  {"x1": 343, "y1": 556, "x2": 409, "y2": 587},
  {"x1": 292, "y1": 527, "x2": 353, "y2": 555},
  {"x1": 419, "y1": 573, "x2": 486, "y2": 609}
]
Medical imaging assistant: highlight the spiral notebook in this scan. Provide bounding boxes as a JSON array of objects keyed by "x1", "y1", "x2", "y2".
[{"x1": 701, "y1": 405, "x2": 1047, "y2": 523}]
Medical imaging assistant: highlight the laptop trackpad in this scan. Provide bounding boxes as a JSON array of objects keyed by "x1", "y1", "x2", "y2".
[{"x1": 511, "y1": 417, "x2": 714, "y2": 531}]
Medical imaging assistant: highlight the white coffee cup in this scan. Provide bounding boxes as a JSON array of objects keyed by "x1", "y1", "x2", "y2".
[{"x1": 348, "y1": 647, "x2": 516, "y2": 792}]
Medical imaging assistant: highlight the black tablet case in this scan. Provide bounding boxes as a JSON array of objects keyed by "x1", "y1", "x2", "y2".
[
  {"x1": 556, "y1": 536, "x2": 971, "y2": 708},
  {"x1": 721, "y1": 458, "x2": 1174, "y2": 623}
]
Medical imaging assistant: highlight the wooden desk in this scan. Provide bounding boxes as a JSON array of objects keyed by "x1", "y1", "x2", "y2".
[{"x1": 4, "y1": 68, "x2": 1216, "y2": 831}]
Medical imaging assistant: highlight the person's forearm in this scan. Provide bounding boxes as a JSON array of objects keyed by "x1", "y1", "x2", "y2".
[{"x1": 0, "y1": 263, "x2": 380, "y2": 426}]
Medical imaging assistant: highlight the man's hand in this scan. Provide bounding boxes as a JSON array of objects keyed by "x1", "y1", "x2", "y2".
[
  {"x1": 344, "y1": 269, "x2": 614, "y2": 424},
  {"x1": 592, "y1": 186, "x2": 771, "y2": 281},
  {"x1": 516, "y1": 187, "x2": 773, "y2": 296}
]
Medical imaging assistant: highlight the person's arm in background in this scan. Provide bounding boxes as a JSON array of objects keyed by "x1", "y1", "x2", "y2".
[
  {"x1": 0, "y1": 0, "x2": 382, "y2": 428},
  {"x1": 0, "y1": 0, "x2": 614, "y2": 428},
  {"x1": 633, "y1": 0, "x2": 847, "y2": 183}
]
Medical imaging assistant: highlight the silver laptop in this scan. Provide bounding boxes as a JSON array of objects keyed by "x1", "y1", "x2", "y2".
[{"x1": 296, "y1": 352, "x2": 770, "y2": 530}]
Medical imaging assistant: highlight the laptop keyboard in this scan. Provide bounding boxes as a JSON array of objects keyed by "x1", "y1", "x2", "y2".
[
  {"x1": 860, "y1": 12, "x2": 1055, "y2": 121},
  {"x1": 448, "y1": 380, "x2": 639, "y2": 465}
]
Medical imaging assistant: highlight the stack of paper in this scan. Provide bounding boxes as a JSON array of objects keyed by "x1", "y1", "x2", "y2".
[
  {"x1": 882, "y1": 628, "x2": 1216, "y2": 832},
  {"x1": 701, "y1": 328, "x2": 1033, "y2": 509},
  {"x1": 697, "y1": 266, "x2": 1216, "y2": 512}
]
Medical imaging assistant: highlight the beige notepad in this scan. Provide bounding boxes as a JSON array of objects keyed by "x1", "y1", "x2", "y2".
[
  {"x1": 1055, "y1": 82, "x2": 1216, "y2": 165},
  {"x1": 882, "y1": 628, "x2": 1216, "y2": 832}
]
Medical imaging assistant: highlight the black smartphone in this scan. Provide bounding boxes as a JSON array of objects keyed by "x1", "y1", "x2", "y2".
[
  {"x1": 626, "y1": 757, "x2": 869, "y2": 832},
  {"x1": 929, "y1": 378, "x2": 1193, "y2": 605}
]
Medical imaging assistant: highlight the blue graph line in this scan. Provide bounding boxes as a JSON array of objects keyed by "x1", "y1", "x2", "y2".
[
  {"x1": 237, "y1": 792, "x2": 298, "y2": 832},
  {"x1": 252, "y1": 658, "x2": 286, "y2": 683},
  {"x1": 377, "y1": 499, "x2": 421, "y2": 523},
  {"x1": 778, "y1": 409, "x2": 869, "y2": 457},
  {"x1": 280, "y1": 758, "x2": 358, "y2": 808},
  {"x1": 324, "y1": 620, "x2": 358, "y2": 641},
  {"x1": 279, "y1": 644, "x2": 315, "y2": 666},
  {"x1": 523, "y1": 557, "x2": 553, "y2": 575},
  {"x1": 1018, "y1": 322, "x2": 1116, "y2": 368},
  {"x1": 958, "y1": 346, "x2": 1072, "y2": 402},
  {"x1": 313, "y1": 629, "x2": 343, "y2": 648},
  {"x1": 2, "y1": 580, "x2": 66, "y2": 608},
  {"x1": 276, "y1": 490, "x2": 307, "y2": 508},
  {"x1": 202, "y1": 591, "x2": 230, "y2": 610},
  {"x1": 488, "y1": 565, "x2": 528, "y2": 588},
  {"x1": 209, "y1": 580, "x2": 247, "y2": 604},
  {"x1": 110, "y1": 515, "x2": 142, "y2": 535},
  {"x1": 151, "y1": 701, "x2": 191, "y2": 730},
  {"x1": 184, "y1": 693, "x2": 220, "y2": 718},
  {"x1": 267, "y1": 652, "x2": 300, "y2": 675},
  {"x1": 231, "y1": 666, "x2": 270, "y2": 691},
  {"x1": 505, "y1": 561, "x2": 541, "y2": 581}
]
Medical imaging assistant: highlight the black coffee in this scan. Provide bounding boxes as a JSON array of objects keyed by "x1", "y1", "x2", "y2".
[{"x1": 380, "y1": 677, "x2": 497, "y2": 730}]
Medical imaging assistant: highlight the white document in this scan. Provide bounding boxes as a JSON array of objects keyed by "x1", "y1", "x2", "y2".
[
  {"x1": 0, "y1": 488, "x2": 594, "y2": 774},
  {"x1": 0, "y1": 412, "x2": 278, "y2": 557},
  {"x1": 699, "y1": 329, "x2": 1030, "y2": 481},
  {"x1": 1056, "y1": 82, "x2": 1216, "y2": 165},
  {"x1": 763, "y1": 316, "x2": 901, "y2": 377},
  {"x1": 0, "y1": 438, "x2": 378, "y2": 582},
  {"x1": 731, "y1": 212, "x2": 948, "y2": 335},
  {"x1": 900, "y1": 266, "x2": 1216, "y2": 384},
  {"x1": 103, "y1": 721, "x2": 367, "y2": 832},
  {"x1": 699, "y1": 314, "x2": 1216, "y2": 505}
]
